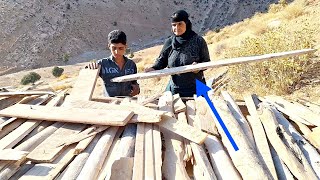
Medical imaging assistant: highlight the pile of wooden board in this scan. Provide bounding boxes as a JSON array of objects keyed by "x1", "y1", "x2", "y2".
[{"x1": 0, "y1": 68, "x2": 319, "y2": 180}]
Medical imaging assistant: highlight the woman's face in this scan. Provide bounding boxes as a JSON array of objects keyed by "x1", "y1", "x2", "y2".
[{"x1": 171, "y1": 21, "x2": 187, "y2": 36}]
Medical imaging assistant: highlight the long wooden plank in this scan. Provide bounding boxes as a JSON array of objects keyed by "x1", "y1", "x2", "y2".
[
  {"x1": 144, "y1": 123, "x2": 155, "y2": 180},
  {"x1": 259, "y1": 105, "x2": 317, "y2": 180},
  {"x1": 186, "y1": 100, "x2": 216, "y2": 180},
  {"x1": 65, "y1": 68, "x2": 100, "y2": 101},
  {"x1": 69, "y1": 100, "x2": 164, "y2": 123},
  {"x1": 0, "y1": 149, "x2": 28, "y2": 161},
  {"x1": 159, "y1": 92, "x2": 189, "y2": 180},
  {"x1": 0, "y1": 91, "x2": 55, "y2": 97},
  {"x1": 210, "y1": 96, "x2": 272, "y2": 179},
  {"x1": 26, "y1": 123, "x2": 85, "y2": 163},
  {"x1": 243, "y1": 94, "x2": 278, "y2": 179},
  {"x1": 20, "y1": 145, "x2": 76, "y2": 180},
  {"x1": 272, "y1": 108, "x2": 320, "y2": 178},
  {"x1": 221, "y1": 91, "x2": 255, "y2": 148},
  {"x1": 0, "y1": 104, "x2": 134, "y2": 126},
  {"x1": 153, "y1": 124, "x2": 162, "y2": 180},
  {"x1": 132, "y1": 123, "x2": 145, "y2": 180},
  {"x1": 266, "y1": 96, "x2": 320, "y2": 126},
  {"x1": 111, "y1": 49, "x2": 316, "y2": 82}
]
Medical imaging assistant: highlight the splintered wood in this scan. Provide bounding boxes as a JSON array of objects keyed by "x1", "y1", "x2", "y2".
[{"x1": 0, "y1": 68, "x2": 319, "y2": 180}]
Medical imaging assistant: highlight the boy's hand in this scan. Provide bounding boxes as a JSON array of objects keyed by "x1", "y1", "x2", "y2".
[
  {"x1": 130, "y1": 84, "x2": 140, "y2": 96},
  {"x1": 144, "y1": 67, "x2": 155, "y2": 72},
  {"x1": 87, "y1": 62, "x2": 99, "y2": 69}
]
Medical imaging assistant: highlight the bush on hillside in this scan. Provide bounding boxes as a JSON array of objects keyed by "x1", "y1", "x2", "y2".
[
  {"x1": 52, "y1": 66, "x2": 64, "y2": 77},
  {"x1": 21, "y1": 72, "x2": 41, "y2": 85},
  {"x1": 226, "y1": 25, "x2": 315, "y2": 95}
]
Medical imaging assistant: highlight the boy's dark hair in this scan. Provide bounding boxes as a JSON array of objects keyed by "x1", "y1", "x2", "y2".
[{"x1": 108, "y1": 30, "x2": 127, "y2": 45}]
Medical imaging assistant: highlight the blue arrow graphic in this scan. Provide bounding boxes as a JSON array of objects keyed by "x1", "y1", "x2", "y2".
[{"x1": 196, "y1": 80, "x2": 239, "y2": 151}]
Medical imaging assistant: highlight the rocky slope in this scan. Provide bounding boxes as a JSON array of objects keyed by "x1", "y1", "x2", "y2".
[{"x1": 0, "y1": 0, "x2": 277, "y2": 73}]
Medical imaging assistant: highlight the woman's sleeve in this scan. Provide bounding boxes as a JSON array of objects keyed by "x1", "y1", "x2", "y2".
[
  {"x1": 151, "y1": 38, "x2": 172, "y2": 70},
  {"x1": 200, "y1": 37, "x2": 210, "y2": 63}
]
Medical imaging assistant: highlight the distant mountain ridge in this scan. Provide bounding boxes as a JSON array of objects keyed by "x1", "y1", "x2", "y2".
[{"x1": 0, "y1": 0, "x2": 276, "y2": 73}]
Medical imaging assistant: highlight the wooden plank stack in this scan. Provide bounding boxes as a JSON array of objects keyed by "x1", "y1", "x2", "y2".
[{"x1": 0, "y1": 68, "x2": 319, "y2": 180}]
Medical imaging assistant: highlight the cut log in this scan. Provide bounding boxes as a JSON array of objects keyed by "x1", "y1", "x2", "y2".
[
  {"x1": 77, "y1": 127, "x2": 118, "y2": 180},
  {"x1": 59, "y1": 132, "x2": 102, "y2": 180},
  {"x1": 15, "y1": 122, "x2": 64, "y2": 152},
  {"x1": 259, "y1": 105, "x2": 317, "y2": 180},
  {"x1": 205, "y1": 135, "x2": 241, "y2": 180},
  {"x1": 0, "y1": 104, "x2": 134, "y2": 126},
  {"x1": 210, "y1": 96, "x2": 272, "y2": 179},
  {"x1": 96, "y1": 127, "x2": 124, "y2": 180},
  {"x1": 109, "y1": 157, "x2": 134, "y2": 180},
  {"x1": 111, "y1": 49, "x2": 316, "y2": 82}
]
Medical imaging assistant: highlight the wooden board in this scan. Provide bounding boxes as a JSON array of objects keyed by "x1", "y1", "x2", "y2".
[
  {"x1": 157, "y1": 115, "x2": 208, "y2": 144},
  {"x1": 111, "y1": 49, "x2": 316, "y2": 82},
  {"x1": 69, "y1": 100, "x2": 164, "y2": 123},
  {"x1": 0, "y1": 104, "x2": 134, "y2": 126},
  {"x1": 132, "y1": 123, "x2": 145, "y2": 180},
  {"x1": 0, "y1": 91, "x2": 55, "y2": 97},
  {"x1": 0, "y1": 149, "x2": 28, "y2": 161},
  {"x1": 26, "y1": 123, "x2": 85, "y2": 163},
  {"x1": 66, "y1": 68, "x2": 100, "y2": 101}
]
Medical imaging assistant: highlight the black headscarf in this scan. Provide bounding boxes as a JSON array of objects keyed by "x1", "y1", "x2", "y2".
[{"x1": 171, "y1": 10, "x2": 196, "y2": 49}]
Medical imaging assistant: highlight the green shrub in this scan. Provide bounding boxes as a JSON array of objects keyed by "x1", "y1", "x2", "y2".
[
  {"x1": 63, "y1": 53, "x2": 70, "y2": 62},
  {"x1": 52, "y1": 66, "x2": 64, "y2": 77},
  {"x1": 21, "y1": 72, "x2": 41, "y2": 85},
  {"x1": 226, "y1": 24, "x2": 315, "y2": 95}
]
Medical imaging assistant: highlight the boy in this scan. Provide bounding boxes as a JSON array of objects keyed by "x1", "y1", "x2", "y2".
[{"x1": 88, "y1": 30, "x2": 140, "y2": 97}]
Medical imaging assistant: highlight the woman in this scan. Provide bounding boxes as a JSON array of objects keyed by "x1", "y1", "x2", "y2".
[{"x1": 145, "y1": 10, "x2": 210, "y2": 97}]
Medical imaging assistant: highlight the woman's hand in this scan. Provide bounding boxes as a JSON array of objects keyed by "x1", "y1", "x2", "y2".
[
  {"x1": 192, "y1": 62, "x2": 200, "y2": 73},
  {"x1": 130, "y1": 84, "x2": 140, "y2": 96},
  {"x1": 144, "y1": 67, "x2": 155, "y2": 72}
]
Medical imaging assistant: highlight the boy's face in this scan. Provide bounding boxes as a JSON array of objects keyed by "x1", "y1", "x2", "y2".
[{"x1": 108, "y1": 43, "x2": 127, "y2": 59}]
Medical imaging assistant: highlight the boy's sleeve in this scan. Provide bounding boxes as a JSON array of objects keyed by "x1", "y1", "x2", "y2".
[
  {"x1": 132, "y1": 62, "x2": 138, "y2": 85},
  {"x1": 152, "y1": 38, "x2": 172, "y2": 70}
]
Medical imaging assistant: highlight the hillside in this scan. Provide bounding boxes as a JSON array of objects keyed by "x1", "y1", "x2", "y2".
[{"x1": 0, "y1": 0, "x2": 277, "y2": 74}]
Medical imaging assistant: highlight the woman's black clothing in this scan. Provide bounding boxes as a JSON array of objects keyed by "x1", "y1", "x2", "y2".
[{"x1": 152, "y1": 31, "x2": 210, "y2": 97}]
